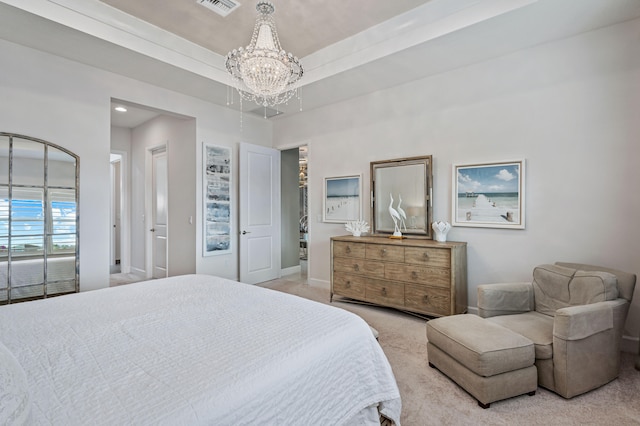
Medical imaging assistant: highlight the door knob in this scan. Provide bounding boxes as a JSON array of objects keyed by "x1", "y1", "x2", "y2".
[
  {"x1": 150, "y1": 228, "x2": 155, "y2": 232},
  {"x1": 242, "y1": 230, "x2": 251, "y2": 235}
]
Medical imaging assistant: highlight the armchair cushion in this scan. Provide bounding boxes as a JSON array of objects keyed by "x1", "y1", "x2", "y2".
[
  {"x1": 555, "y1": 262, "x2": 636, "y2": 302},
  {"x1": 487, "y1": 312, "x2": 554, "y2": 359},
  {"x1": 533, "y1": 265, "x2": 618, "y2": 316},
  {"x1": 477, "y1": 282, "x2": 533, "y2": 318},
  {"x1": 572, "y1": 270, "x2": 619, "y2": 303}
]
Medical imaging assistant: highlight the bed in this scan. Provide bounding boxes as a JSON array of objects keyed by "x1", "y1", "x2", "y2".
[{"x1": 0, "y1": 274, "x2": 401, "y2": 425}]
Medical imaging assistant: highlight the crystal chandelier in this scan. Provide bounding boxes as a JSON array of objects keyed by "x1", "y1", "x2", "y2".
[{"x1": 225, "y1": 2, "x2": 303, "y2": 108}]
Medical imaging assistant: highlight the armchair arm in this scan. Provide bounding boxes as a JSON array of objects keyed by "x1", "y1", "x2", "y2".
[
  {"x1": 552, "y1": 299, "x2": 629, "y2": 398},
  {"x1": 554, "y1": 299, "x2": 627, "y2": 340},
  {"x1": 477, "y1": 282, "x2": 534, "y2": 318}
]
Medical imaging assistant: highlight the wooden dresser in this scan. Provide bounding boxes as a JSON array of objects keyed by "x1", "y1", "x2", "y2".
[{"x1": 331, "y1": 235, "x2": 467, "y2": 317}]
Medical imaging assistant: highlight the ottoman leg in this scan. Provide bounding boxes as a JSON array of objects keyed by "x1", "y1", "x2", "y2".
[{"x1": 478, "y1": 401, "x2": 490, "y2": 409}]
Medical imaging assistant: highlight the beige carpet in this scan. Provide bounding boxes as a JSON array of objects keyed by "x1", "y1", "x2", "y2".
[{"x1": 260, "y1": 274, "x2": 640, "y2": 426}]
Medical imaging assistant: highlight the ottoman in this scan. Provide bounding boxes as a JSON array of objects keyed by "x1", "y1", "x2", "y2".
[{"x1": 426, "y1": 314, "x2": 537, "y2": 408}]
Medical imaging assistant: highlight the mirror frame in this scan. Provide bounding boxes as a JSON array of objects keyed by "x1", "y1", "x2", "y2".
[
  {"x1": 370, "y1": 155, "x2": 433, "y2": 238},
  {"x1": 0, "y1": 132, "x2": 79, "y2": 304}
]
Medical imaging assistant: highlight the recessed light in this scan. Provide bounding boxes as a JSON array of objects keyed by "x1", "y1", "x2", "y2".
[{"x1": 114, "y1": 106, "x2": 127, "y2": 112}]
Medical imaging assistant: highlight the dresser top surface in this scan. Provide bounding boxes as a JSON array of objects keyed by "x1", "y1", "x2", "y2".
[{"x1": 331, "y1": 235, "x2": 466, "y2": 248}]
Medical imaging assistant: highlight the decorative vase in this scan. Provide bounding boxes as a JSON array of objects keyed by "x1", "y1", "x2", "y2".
[{"x1": 432, "y1": 221, "x2": 451, "y2": 242}]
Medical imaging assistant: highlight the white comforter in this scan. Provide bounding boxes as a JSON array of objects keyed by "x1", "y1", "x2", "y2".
[{"x1": 0, "y1": 274, "x2": 401, "y2": 425}]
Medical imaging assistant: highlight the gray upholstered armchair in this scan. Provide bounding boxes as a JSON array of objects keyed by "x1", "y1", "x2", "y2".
[{"x1": 477, "y1": 262, "x2": 636, "y2": 398}]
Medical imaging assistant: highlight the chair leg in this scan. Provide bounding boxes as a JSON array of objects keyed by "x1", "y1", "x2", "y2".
[{"x1": 528, "y1": 391, "x2": 536, "y2": 396}]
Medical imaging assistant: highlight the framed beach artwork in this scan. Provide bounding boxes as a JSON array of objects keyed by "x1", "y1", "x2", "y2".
[
  {"x1": 452, "y1": 159, "x2": 525, "y2": 229},
  {"x1": 203, "y1": 143, "x2": 232, "y2": 255},
  {"x1": 323, "y1": 175, "x2": 362, "y2": 223}
]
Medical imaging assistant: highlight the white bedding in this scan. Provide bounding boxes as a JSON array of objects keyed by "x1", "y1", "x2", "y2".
[{"x1": 0, "y1": 274, "x2": 401, "y2": 425}]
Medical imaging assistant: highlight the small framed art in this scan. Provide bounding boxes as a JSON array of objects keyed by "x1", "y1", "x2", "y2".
[{"x1": 323, "y1": 175, "x2": 362, "y2": 223}]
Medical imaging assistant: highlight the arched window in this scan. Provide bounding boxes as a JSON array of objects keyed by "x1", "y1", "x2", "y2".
[{"x1": 0, "y1": 133, "x2": 79, "y2": 304}]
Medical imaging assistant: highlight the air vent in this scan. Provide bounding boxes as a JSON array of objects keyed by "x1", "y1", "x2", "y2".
[{"x1": 197, "y1": 0, "x2": 240, "y2": 17}]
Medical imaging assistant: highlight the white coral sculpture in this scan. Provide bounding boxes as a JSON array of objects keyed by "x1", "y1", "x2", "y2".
[{"x1": 345, "y1": 220, "x2": 370, "y2": 237}]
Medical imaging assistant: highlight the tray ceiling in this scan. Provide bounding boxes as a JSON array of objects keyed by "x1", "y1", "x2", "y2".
[{"x1": 98, "y1": 0, "x2": 433, "y2": 58}]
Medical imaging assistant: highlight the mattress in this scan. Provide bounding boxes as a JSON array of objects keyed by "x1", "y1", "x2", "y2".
[{"x1": 0, "y1": 274, "x2": 401, "y2": 425}]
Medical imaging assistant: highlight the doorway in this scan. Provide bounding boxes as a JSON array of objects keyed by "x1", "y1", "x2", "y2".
[
  {"x1": 109, "y1": 100, "x2": 196, "y2": 285},
  {"x1": 278, "y1": 146, "x2": 308, "y2": 279},
  {"x1": 110, "y1": 154, "x2": 122, "y2": 274},
  {"x1": 298, "y1": 146, "x2": 308, "y2": 278}
]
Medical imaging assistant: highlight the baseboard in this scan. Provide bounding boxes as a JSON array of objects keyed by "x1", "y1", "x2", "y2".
[
  {"x1": 308, "y1": 278, "x2": 330, "y2": 288},
  {"x1": 130, "y1": 267, "x2": 145, "y2": 277},
  {"x1": 281, "y1": 265, "x2": 301, "y2": 276}
]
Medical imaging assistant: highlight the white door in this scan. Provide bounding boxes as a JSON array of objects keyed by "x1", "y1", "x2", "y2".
[
  {"x1": 239, "y1": 143, "x2": 281, "y2": 284},
  {"x1": 151, "y1": 148, "x2": 168, "y2": 279}
]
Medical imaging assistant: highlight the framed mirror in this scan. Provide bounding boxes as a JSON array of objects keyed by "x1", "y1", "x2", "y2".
[{"x1": 371, "y1": 156, "x2": 433, "y2": 238}]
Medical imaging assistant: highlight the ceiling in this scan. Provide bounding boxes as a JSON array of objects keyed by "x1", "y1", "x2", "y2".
[
  {"x1": 99, "y1": 0, "x2": 434, "y2": 58},
  {"x1": 1, "y1": 0, "x2": 639, "y2": 128}
]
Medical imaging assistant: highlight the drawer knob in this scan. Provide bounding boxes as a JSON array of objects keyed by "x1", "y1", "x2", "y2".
[
  {"x1": 423, "y1": 252, "x2": 429, "y2": 258},
  {"x1": 381, "y1": 248, "x2": 387, "y2": 256},
  {"x1": 346, "y1": 281, "x2": 351, "y2": 288},
  {"x1": 381, "y1": 287, "x2": 387, "y2": 296},
  {"x1": 411, "y1": 271, "x2": 418, "y2": 280},
  {"x1": 353, "y1": 264, "x2": 360, "y2": 272},
  {"x1": 346, "y1": 246, "x2": 351, "y2": 254},
  {"x1": 423, "y1": 295, "x2": 430, "y2": 303}
]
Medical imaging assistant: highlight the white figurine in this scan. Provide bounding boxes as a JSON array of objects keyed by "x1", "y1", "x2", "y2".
[
  {"x1": 345, "y1": 220, "x2": 369, "y2": 237},
  {"x1": 396, "y1": 194, "x2": 407, "y2": 232},
  {"x1": 388, "y1": 193, "x2": 402, "y2": 237}
]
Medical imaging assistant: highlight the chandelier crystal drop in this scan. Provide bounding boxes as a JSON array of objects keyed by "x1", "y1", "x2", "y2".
[{"x1": 225, "y1": 2, "x2": 303, "y2": 108}]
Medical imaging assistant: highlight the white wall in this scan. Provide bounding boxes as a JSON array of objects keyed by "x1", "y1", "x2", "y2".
[
  {"x1": 130, "y1": 115, "x2": 197, "y2": 277},
  {"x1": 273, "y1": 19, "x2": 640, "y2": 342},
  {"x1": 194, "y1": 123, "x2": 273, "y2": 280},
  {"x1": 0, "y1": 38, "x2": 271, "y2": 290},
  {"x1": 0, "y1": 41, "x2": 111, "y2": 291},
  {"x1": 111, "y1": 127, "x2": 132, "y2": 154}
]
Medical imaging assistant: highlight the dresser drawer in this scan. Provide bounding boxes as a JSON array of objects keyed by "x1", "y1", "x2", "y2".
[
  {"x1": 365, "y1": 280, "x2": 404, "y2": 306},
  {"x1": 384, "y1": 263, "x2": 450, "y2": 288},
  {"x1": 332, "y1": 273, "x2": 366, "y2": 299},
  {"x1": 333, "y1": 241, "x2": 365, "y2": 258},
  {"x1": 404, "y1": 247, "x2": 450, "y2": 268},
  {"x1": 333, "y1": 257, "x2": 385, "y2": 278},
  {"x1": 365, "y1": 244, "x2": 404, "y2": 262},
  {"x1": 405, "y1": 284, "x2": 450, "y2": 316}
]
